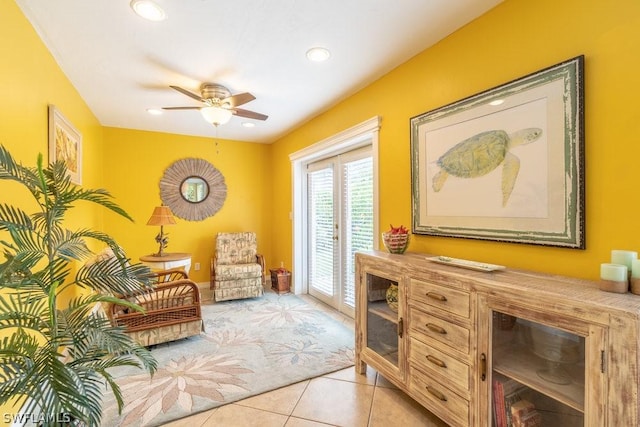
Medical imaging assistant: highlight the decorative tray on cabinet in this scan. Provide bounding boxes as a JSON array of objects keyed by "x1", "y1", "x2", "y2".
[{"x1": 427, "y1": 256, "x2": 506, "y2": 272}]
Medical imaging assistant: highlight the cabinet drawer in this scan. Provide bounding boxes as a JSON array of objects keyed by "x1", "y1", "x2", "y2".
[
  {"x1": 410, "y1": 308, "x2": 470, "y2": 354},
  {"x1": 410, "y1": 366, "x2": 469, "y2": 427},
  {"x1": 410, "y1": 278, "x2": 470, "y2": 319},
  {"x1": 409, "y1": 337, "x2": 469, "y2": 395}
]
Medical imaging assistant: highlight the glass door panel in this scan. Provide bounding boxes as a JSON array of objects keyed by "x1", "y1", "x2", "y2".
[
  {"x1": 341, "y1": 155, "x2": 373, "y2": 316},
  {"x1": 365, "y1": 273, "x2": 399, "y2": 368},
  {"x1": 491, "y1": 311, "x2": 585, "y2": 427},
  {"x1": 307, "y1": 163, "x2": 336, "y2": 302}
]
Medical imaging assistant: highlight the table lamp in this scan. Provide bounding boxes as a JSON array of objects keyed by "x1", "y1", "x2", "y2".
[{"x1": 146, "y1": 206, "x2": 176, "y2": 256}]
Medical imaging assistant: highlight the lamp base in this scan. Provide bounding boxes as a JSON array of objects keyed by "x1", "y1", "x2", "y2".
[
  {"x1": 150, "y1": 252, "x2": 171, "y2": 257},
  {"x1": 153, "y1": 244, "x2": 167, "y2": 257},
  {"x1": 153, "y1": 227, "x2": 169, "y2": 258}
]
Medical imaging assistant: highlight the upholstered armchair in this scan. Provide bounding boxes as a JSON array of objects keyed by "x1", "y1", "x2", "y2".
[{"x1": 210, "y1": 232, "x2": 265, "y2": 302}]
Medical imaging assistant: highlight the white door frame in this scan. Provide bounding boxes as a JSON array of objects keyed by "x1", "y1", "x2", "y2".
[{"x1": 289, "y1": 116, "x2": 380, "y2": 295}]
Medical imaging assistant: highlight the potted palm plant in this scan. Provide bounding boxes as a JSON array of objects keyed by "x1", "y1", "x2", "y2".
[{"x1": 0, "y1": 145, "x2": 156, "y2": 426}]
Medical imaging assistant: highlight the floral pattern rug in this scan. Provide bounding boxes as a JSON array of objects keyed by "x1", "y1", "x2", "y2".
[{"x1": 101, "y1": 292, "x2": 355, "y2": 426}]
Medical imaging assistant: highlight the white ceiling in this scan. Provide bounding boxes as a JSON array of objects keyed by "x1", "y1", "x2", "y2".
[{"x1": 16, "y1": 0, "x2": 502, "y2": 144}]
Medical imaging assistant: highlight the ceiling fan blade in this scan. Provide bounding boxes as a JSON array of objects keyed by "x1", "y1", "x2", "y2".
[
  {"x1": 162, "y1": 106, "x2": 202, "y2": 110},
  {"x1": 233, "y1": 108, "x2": 268, "y2": 121},
  {"x1": 170, "y1": 85, "x2": 204, "y2": 102},
  {"x1": 224, "y1": 92, "x2": 256, "y2": 108}
]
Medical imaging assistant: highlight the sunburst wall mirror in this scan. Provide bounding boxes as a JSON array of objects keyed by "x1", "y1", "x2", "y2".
[{"x1": 159, "y1": 158, "x2": 227, "y2": 221}]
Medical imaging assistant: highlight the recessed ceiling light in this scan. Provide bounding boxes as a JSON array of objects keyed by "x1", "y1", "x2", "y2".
[
  {"x1": 489, "y1": 99, "x2": 504, "y2": 106},
  {"x1": 146, "y1": 108, "x2": 163, "y2": 115},
  {"x1": 242, "y1": 122, "x2": 256, "y2": 128},
  {"x1": 306, "y1": 47, "x2": 331, "y2": 62},
  {"x1": 130, "y1": 0, "x2": 166, "y2": 22}
]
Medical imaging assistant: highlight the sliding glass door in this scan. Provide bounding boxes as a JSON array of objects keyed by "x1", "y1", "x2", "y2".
[{"x1": 307, "y1": 147, "x2": 373, "y2": 317}]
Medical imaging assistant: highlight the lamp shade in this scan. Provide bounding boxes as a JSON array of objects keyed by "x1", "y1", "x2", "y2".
[
  {"x1": 146, "y1": 206, "x2": 177, "y2": 226},
  {"x1": 200, "y1": 106, "x2": 233, "y2": 125}
]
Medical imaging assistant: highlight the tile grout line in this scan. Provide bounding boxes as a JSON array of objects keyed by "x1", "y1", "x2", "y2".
[
  {"x1": 285, "y1": 378, "x2": 312, "y2": 425},
  {"x1": 365, "y1": 373, "x2": 380, "y2": 427}
]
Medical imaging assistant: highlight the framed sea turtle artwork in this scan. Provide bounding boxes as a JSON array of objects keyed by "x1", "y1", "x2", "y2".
[{"x1": 410, "y1": 56, "x2": 584, "y2": 248}]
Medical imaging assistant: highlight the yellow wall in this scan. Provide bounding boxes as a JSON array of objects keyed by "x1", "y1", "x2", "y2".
[
  {"x1": 0, "y1": 0, "x2": 107, "y2": 420},
  {"x1": 0, "y1": 1, "x2": 108, "y2": 282},
  {"x1": 0, "y1": 1, "x2": 104, "y2": 212},
  {"x1": 102, "y1": 127, "x2": 271, "y2": 283},
  {"x1": 269, "y1": 0, "x2": 640, "y2": 281}
]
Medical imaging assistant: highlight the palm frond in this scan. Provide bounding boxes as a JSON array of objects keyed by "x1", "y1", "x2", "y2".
[
  {"x1": 0, "y1": 204, "x2": 34, "y2": 233},
  {"x1": 39, "y1": 161, "x2": 134, "y2": 223},
  {"x1": 101, "y1": 369, "x2": 125, "y2": 414},
  {"x1": 0, "y1": 146, "x2": 40, "y2": 192},
  {"x1": 19, "y1": 346, "x2": 92, "y2": 426},
  {"x1": 0, "y1": 330, "x2": 39, "y2": 401},
  {"x1": 0, "y1": 245, "x2": 44, "y2": 271},
  {"x1": 75, "y1": 256, "x2": 151, "y2": 296},
  {"x1": 60, "y1": 296, "x2": 146, "y2": 353},
  {"x1": 27, "y1": 258, "x2": 71, "y2": 295},
  {"x1": 0, "y1": 250, "x2": 40, "y2": 290},
  {"x1": 51, "y1": 230, "x2": 92, "y2": 262},
  {"x1": 61, "y1": 187, "x2": 134, "y2": 222},
  {"x1": 6, "y1": 227, "x2": 47, "y2": 259},
  {"x1": 0, "y1": 293, "x2": 49, "y2": 333}
]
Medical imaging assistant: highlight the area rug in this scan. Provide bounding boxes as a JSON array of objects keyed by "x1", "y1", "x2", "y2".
[{"x1": 100, "y1": 292, "x2": 355, "y2": 426}]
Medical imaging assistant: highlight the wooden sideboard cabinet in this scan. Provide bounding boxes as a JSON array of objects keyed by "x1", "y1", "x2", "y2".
[{"x1": 355, "y1": 251, "x2": 640, "y2": 427}]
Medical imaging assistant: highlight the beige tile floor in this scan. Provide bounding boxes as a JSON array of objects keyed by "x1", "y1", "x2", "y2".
[{"x1": 164, "y1": 288, "x2": 448, "y2": 427}]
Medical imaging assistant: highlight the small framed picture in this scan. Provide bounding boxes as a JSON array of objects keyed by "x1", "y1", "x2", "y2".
[{"x1": 48, "y1": 105, "x2": 82, "y2": 185}]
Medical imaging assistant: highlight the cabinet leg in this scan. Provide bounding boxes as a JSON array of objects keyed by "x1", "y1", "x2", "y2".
[{"x1": 356, "y1": 360, "x2": 367, "y2": 374}]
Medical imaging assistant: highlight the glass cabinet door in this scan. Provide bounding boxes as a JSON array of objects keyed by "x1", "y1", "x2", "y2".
[
  {"x1": 491, "y1": 310, "x2": 586, "y2": 427},
  {"x1": 365, "y1": 273, "x2": 401, "y2": 369}
]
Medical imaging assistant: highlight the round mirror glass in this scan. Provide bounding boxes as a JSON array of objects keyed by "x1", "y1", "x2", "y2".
[{"x1": 180, "y1": 176, "x2": 209, "y2": 203}]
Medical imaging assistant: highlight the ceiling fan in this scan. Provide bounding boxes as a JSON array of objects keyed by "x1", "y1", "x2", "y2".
[{"x1": 163, "y1": 83, "x2": 268, "y2": 125}]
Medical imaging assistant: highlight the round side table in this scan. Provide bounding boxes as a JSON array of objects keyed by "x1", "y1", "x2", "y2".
[{"x1": 140, "y1": 252, "x2": 192, "y2": 274}]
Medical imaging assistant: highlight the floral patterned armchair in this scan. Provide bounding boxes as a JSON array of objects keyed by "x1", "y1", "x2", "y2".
[{"x1": 210, "y1": 232, "x2": 265, "y2": 302}]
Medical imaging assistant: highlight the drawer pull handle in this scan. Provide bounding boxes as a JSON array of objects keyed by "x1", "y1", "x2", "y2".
[
  {"x1": 426, "y1": 386, "x2": 447, "y2": 402},
  {"x1": 426, "y1": 355, "x2": 447, "y2": 368},
  {"x1": 426, "y1": 323, "x2": 447, "y2": 334},
  {"x1": 426, "y1": 292, "x2": 447, "y2": 302}
]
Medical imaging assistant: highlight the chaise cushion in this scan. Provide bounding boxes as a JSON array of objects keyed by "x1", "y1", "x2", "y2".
[
  {"x1": 108, "y1": 279, "x2": 203, "y2": 346},
  {"x1": 215, "y1": 232, "x2": 257, "y2": 265},
  {"x1": 214, "y1": 262, "x2": 263, "y2": 280}
]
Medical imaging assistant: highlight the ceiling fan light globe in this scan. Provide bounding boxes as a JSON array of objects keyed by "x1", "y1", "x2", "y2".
[{"x1": 201, "y1": 106, "x2": 232, "y2": 126}]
